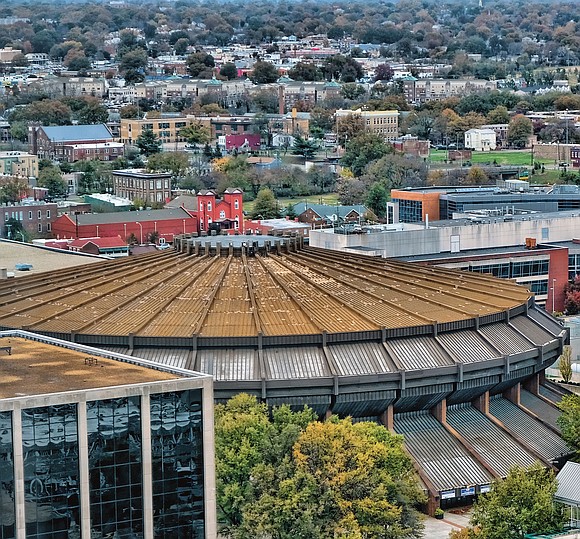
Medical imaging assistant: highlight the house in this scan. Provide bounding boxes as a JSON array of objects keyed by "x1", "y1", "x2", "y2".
[
  {"x1": 392, "y1": 135, "x2": 430, "y2": 158},
  {"x1": 244, "y1": 217, "x2": 311, "y2": 236},
  {"x1": 29, "y1": 124, "x2": 117, "y2": 161},
  {"x1": 292, "y1": 202, "x2": 369, "y2": 227},
  {"x1": 197, "y1": 188, "x2": 243, "y2": 233},
  {"x1": 67, "y1": 236, "x2": 129, "y2": 257},
  {"x1": 465, "y1": 128, "x2": 497, "y2": 151}
]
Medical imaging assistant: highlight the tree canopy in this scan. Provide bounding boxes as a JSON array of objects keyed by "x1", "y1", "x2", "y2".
[
  {"x1": 136, "y1": 128, "x2": 162, "y2": 156},
  {"x1": 215, "y1": 394, "x2": 424, "y2": 539},
  {"x1": 558, "y1": 393, "x2": 580, "y2": 454},
  {"x1": 469, "y1": 464, "x2": 565, "y2": 539}
]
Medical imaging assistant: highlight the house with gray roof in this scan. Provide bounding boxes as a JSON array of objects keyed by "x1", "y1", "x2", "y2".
[
  {"x1": 292, "y1": 202, "x2": 371, "y2": 226},
  {"x1": 30, "y1": 124, "x2": 115, "y2": 161}
]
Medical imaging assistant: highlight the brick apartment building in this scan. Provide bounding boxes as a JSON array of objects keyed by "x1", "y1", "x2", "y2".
[
  {"x1": 112, "y1": 169, "x2": 173, "y2": 205},
  {"x1": 0, "y1": 200, "x2": 58, "y2": 238}
]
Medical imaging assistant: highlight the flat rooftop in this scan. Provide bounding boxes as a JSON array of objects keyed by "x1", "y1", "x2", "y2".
[
  {"x1": 0, "y1": 240, "x2": 103, "y2": 277},
  {"x1": 0, "y1": 336, "x2": 179, "y2": 399}
]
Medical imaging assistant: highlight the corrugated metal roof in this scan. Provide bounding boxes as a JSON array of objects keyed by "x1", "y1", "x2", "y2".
[
  {"x1": 328, "y1": 342, "x2": 393, "y2": 375},
  {"x1": 387, "y1": 336, "x2": 453, "y2": 370},
  {"x1": 199, "y1": 349, "x2": 259, "y2": 381},
  {"x1": 132, "y1": 347, "x2": 189, "y2": 369},
  {"x1": 394, "y1": 411, "x2": 493, "y2": 492},
  {"x1": 509, "y1": 316, "x2": 558, "y2": 346},
  {"x1": 437, "y1": 330, "x2": 500, "y2": 363},
  {"x1": 447, "y1": 404, "x2": 536, "y2": 477},
  {"x1": 528, "y1": 308, "x2": 566, "y2": 336},
  {"x1": 520, "y1": 389, "x2": 562, "y2": 432},
  {"x1": 555, "y1": 461, "x2": 580, "y2": 506},
  {"x1": 41, "y1": 124, "x2": 113, "y2": 142},
  {"x1": 479, "y1": 323, "x2": 534, "y2": 355},
  {"x1": 539, "y1": 384, "x2": 564, "y2": 404},
  {"x1": 263, "y1": 346, "x2": 329, "y2": 379},
  {"x1": 489, "y1": 397, "x2": 570, "y2": 461}
]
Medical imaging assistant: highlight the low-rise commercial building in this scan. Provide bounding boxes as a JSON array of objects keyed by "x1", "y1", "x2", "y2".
[
  {"x1": 335, "y1": 108, "x2": 399, "y2": 142},
  {"x1": 112, "y1": 169, "x2": 173, "y2": 205},
  {"x1": 0, "y1": 151, "x2": 38, "y2": 178}
]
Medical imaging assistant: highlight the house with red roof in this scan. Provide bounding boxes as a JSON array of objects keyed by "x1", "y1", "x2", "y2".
[{"x1": 68, "y1": 236, "x2": 129, "y2": 257}]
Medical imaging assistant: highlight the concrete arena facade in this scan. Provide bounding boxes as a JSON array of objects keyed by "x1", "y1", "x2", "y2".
[{"x1": 0, "y1": 237, "x2": 571, "y2": 508}]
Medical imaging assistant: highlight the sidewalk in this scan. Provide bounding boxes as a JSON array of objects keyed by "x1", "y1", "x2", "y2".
[{"x1": 421, "y1": 508, "x2": 471, "y2": 538}]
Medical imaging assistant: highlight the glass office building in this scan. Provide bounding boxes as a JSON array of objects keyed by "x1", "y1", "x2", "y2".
[{"x1": 0, "y1": 333, "x2": 215, "y2": 539}]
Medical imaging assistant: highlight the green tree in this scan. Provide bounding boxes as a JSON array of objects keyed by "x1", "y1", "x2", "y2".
[
  {"x1": 38, "y1": 166, "x2": 68, "y2": 199},
  {"x1": 558, "y1": 394, "x2": 580, "y2": 452},
  {"x1": 146, "y1": 152, "x2": 190, "y2": 182},
  {"x1": 0, "y1": 176, "x2": 28, "y2": 204},
  {"x1": 465, "y1": 166, "x2": 489, "y2": 185},
  {"x1": 219, "y1": 62, "x2": 238, "y2": 80},
  {"x1": 292, "y1": 135, "x2": 318, "y2": 160},
  {"x1": 341, "y1": 133, "x2": 391, "y2": 177},
  {"x1": 186, "y1": 51, "x2": 215, "y2": 78},
  {"x1": 285, "y1": 203, "x2": 297, "y2": 219},
  {"x1": 4, "y1": 217, "x2": 27, "y2": 240},
  {"x1": 288, "y1": 61, "x2": 323, "y2": 81},
  {"x1": 507, "y1": 115, "x2": 533, "y2": 149},
  {"x1": 249, "y1": 60, "x2": 279, "y2": 84},
  {"x1": 250, "y1": 188, "x2": 280, "y2": 219},
  {"x1": 179, "y1": 122, "x2": 211, "y2": 145},
  {"x1": 136, "y1": 128, "x2": 162, "y2": 156},
  {"x1": 487, "y1": 105, "x2": 510, "y2": 125},
  {"x1": 10, "y1": 100, "x2": 72, "y2": 126},
  {"x1": 470, "y1": 464, "x2": 564, "y2": 539},
  {"x1": 9, "y1": 121, "x2": 28, "y2": 143},
  {"x1": 239, "y1": 417, "x2": 425, "y2": 539},
  {"x1": 214, "y1": 394, "x2": 316, "y2": 532},
  {"x1": 558, "y1": 345, "x2": 573, "y2": 384},
  {"x1": 340, "y1": 82, "x2": 366, "y2": 101},
  {"x1": 366, "y1": 182, "x2": 388, "y2": 218},
  {"x1": 250, "y1": 89, "x2": 279, "y2": 114}
]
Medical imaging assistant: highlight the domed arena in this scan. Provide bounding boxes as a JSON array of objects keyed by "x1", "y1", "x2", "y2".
[{"x1": 0, "y1": 235, "x2": 572, "y2": 507}]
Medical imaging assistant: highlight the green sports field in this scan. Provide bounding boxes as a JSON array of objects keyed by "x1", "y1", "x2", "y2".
[{"x1": 429, "y1": 149, "x2": 552, "y2": 166}]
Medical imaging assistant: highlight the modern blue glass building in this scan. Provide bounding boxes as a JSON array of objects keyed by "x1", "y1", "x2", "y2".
[{"x1": 0, "y1": 331, "x2": 216, "y2": 539}]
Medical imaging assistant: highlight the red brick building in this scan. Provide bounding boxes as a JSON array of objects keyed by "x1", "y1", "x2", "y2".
[{"x1": 197, "y1": 188, "x2": 243, "y2": 233}]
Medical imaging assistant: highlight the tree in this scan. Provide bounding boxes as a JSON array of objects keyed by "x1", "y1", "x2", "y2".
[
  {"x1": 564, "y1": 276, "x2": 580, "y2": 314},
  {"x1": 250, "y1": 61, "x2": 279, "y2": 84},
  {"x1": 239, "y1": 417, "x2": 425, "y2": 539},
  {"x1": 507, "y1": 115, "x2": 533, "y2": 148},
  {"x1": 336, "y1": 113, "x2": 366, "y2": 147},
  {"x1": 487, "y1": 106, "x2": 510, "y2": 125},
  {"x1": 374, "y1": 63, "x2": 394, "y2": 82},
  {"x1": 285, "y1": 203, "x2": 297, "y2": 219},
  {"x1": 340, "y1": 83, "x2": 366, "y2": 101},
  {"x1": 4, "y1": 217, "x2": 27, "y2": 241},
  {"x1": 186, "y1": 51, "x2": 215, "y2": 78},
  {"x1": 179, "y1": 122, "x2": 210, "y2": 146},
  {"x1": 220, "y1": 62, "x2": 238, "y2": 80},
  {"x1": 214, "y1": 394, "x2": 316, "y2": 532},
  {"x1": 38, "y1": 166, "x2": 67, "y2": 200},
  {"x1": 323, "y1": 54, "x2": 364, "y2": 83},
  {"x1": 292, "y1": 135, "x2": 317, "y2": 160},
  {"x1": 288, "y1": 61, "x2": 323, "y2": 81},
  {"x1": 0, "y1": 176, "x2": 28, "y2": 204},
  {"x1": 465, "y1": 166, "x2": 489, "y2": 185},
  {"x1": 558, "y1": 394, "x2": 580, "y2": 453},
  {"x1": 341, "y1": 133, "x2": 391, "y2": 177},
  {"x1": 136, "y1": 128, "x2": 162, "y2": 156},
  {"x1": 250, "y1": 188, "x2": 280, "y2": 219},
  {"x1": 558, "y1": 345, "x2": 573, "y2": 383},
  {"x1": 119, "y1": 48, "x2": 148, "y2": 83},
  {"x1": 146, "y1": 152, "x2": 189, "y2": 181},
  {"x1": 9, "y1": 100, "x2": 72, "y2": 126},
  {"x1": 470, "y1": 463, "x2": 564, "y2": 539},
  {"x1": 366, "y1": 182, "x2": 388, "y2": 218},
  {"x1": 250, "y1": 89, "x2": 279, "y2": 114}
]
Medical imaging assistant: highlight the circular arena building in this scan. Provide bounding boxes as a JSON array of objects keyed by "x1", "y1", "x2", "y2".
[{"x1": 0, "y1": 236, "x2": 572, "y2": 508}]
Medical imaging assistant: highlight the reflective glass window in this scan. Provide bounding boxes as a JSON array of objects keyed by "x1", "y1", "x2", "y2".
[
  {"x1": 22, "y1": 404, "x2": 80, "y2": 539},
  {"x1": 87, "y1": 397, "x2": 143, "y2": 538},
  {"x1": 0, "y1": 411, "x2": 14, "y2": 539},
  {"x1": 150, "y1": 390, "x2": 204, "y2": 539}
]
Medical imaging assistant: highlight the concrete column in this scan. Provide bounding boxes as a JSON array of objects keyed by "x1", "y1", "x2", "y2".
[
  {"x1": 141, "y1": 391, "x2": 154, "y2": 539},
  {"x1": 202, "y1": 380, "x2": 218, "y2": 539},
  {"x1": 379, "y1": 404, "x2": 394, "y2": 431},
  {"x1": 523, "y1": 374, "x2": 539, "y2": 395},
  {"x1": 503, "y1": 383, "x2": 520, "y2": 405},
  {"x1": 472, "y1": 391, "x2": 489, "y2": 414},
  {"x1": 12, "y1": 404, "x2": 25, "y2": 539},
  {"x1": 77, "y1": 399, "x2": 91, "y2": 538},
  {"x1": 431, "y1": 398, "x2": 447, "y2": 424}
]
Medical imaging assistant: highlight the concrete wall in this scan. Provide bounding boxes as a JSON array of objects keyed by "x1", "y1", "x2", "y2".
[{"x1": 310, "y1": 214, "x2": 580, "y2": 258}]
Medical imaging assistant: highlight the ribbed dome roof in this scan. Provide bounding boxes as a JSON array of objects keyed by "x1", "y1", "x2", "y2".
[{"x1": 0, "y1": 243, "x2": 531, "y2": 339}]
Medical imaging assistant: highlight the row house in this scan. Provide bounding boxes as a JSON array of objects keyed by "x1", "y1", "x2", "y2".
[
  {"x1": 0, "y1": 151, "x2": 38, "y2": 178},
  {"x1": 23, "y1": 76, "x2": 108, "y2": 98},
  {"x1": 402, "y1": 77, "x2": 497, "y2": 105},
  {"x1": 1, "y1": 200, "x2": 57, "y2": 238},
  {"x1": 274, "y1": 79, "x2": 342, "y2": 112},
  {"x1": 29, "y1": 124, "x2": 116, "y2": 161}
]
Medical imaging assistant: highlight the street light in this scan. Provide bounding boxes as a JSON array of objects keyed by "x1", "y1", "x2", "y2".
[
  {"x1": 136, "y1": 221, "x2": 143, "y2": 244},
  {"x1": 182, "y1": 219, "x2": 186, "y2": 235},
  {"x1": 552, "y1": 278, "x2": 556, "y2": 313}
]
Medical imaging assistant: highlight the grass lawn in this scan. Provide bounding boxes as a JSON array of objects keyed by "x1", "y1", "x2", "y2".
[
  {"x1": 429, "y1": 149, "x2": 552, "y2": 166},
  {"x1": 244, "y1": 193, "x2": 340, "y2": 214}
]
